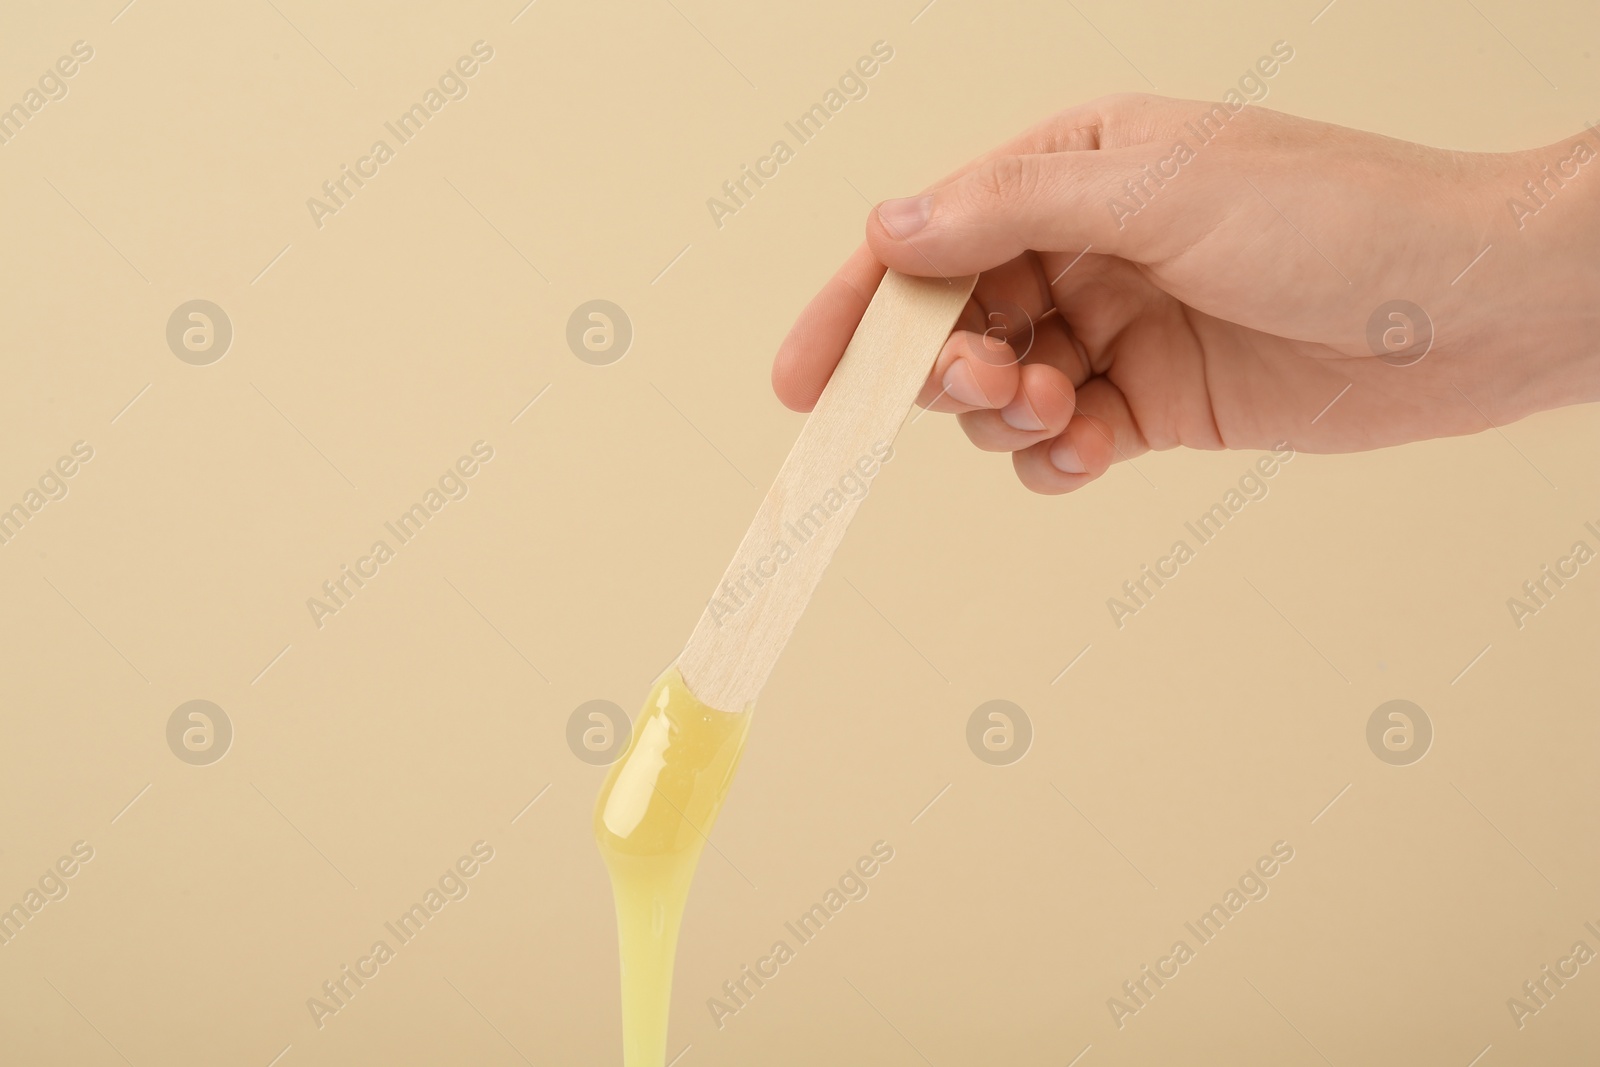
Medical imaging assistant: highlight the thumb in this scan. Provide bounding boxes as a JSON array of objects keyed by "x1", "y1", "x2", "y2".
[{"x1": 865, "y1": 149, "x2": 1205, "y2": 277}]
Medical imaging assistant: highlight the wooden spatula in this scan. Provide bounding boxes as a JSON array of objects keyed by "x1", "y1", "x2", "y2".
[{"x1": 677, "y1": 267, "x2": 977, "y2": 712}]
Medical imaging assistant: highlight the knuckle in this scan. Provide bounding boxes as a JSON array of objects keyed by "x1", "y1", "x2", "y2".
[
  {"x1": 1080, "y1": 92, "x2": 1181, "y2": 148},
  {"x1": 968, "y1": 327, "x2": 1017, "y2": 368},
  {"x1": 1088, "y1": 91, "x2": 1155, "y2": 116},
  {"x1": 971, "y1": 154, "x2": 1038, "y2": 206}
]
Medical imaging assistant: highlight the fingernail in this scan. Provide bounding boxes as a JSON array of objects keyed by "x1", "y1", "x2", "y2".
[
  {"x1": 876, "y1": 196, "x2": 932, "y2": 238},
  {"x1": 942, "y1": 359, "x2": 989, "y2": 407},
  {"x1": 1000, "y1": 395, "x2": 1045, "y2": 431},
  {"x1": 1050, "y1": 438, "x2": 1086, "y2": 474}
]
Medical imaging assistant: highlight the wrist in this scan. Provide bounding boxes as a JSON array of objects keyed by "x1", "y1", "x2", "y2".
[{"x1": 1479, "y1": 134, "x2": 1600, "y2": 417}]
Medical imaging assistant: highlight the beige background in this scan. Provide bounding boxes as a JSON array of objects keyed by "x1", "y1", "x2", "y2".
[{"x1": 2, "y1": 0, "x2": 1597, "y2": 1064}]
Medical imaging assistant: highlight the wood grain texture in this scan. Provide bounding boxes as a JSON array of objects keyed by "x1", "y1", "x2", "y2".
[{"x1": 678, "y1": 269, "x2": 977, "y2": 712}]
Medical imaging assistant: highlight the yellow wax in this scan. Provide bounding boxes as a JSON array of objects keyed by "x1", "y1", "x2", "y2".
[{"x1": 594, "y1": 666, "x2": 753, "y2": 1067}]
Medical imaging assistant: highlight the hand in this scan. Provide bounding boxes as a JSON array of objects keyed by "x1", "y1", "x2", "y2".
[{"x1": 771, "y1": 93, "x2": 1600, "y2": 494}]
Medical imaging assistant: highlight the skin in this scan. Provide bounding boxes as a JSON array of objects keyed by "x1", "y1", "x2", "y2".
[{"x1": 771, "y1": 93, "x2": 1600, "y2": 494}]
